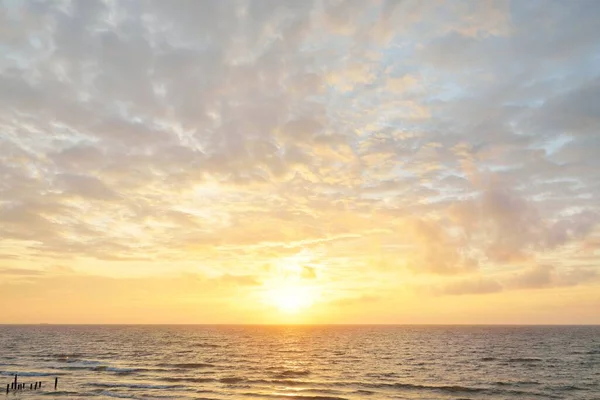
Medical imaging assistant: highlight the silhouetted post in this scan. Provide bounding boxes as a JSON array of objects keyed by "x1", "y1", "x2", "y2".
[
  {"x1": 30, "y1": 383, "x2": 33, "y2": 390},
  {"x1": 6, "y1": 384, "x2": 9, "y2": 394},
  {"x1": 14, "y1": 374, "x2": 17, "y2": 389},
  {"x1": 10, "y1": 382, "x2": 14, "y2": 390},
  {"x1": 54, "y1": 377, "x2": 58, "y2": 390},
  {"x1": 39, "y1": 381, "x2": 43, "y2": 388},
  {"x1": 34, "y1": 382, "x2": 38, "y2": 390}
]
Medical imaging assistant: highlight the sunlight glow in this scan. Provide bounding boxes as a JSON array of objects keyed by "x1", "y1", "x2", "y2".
[{"x1": 266, "y1": 284, "x2": 316, "y2": 314}]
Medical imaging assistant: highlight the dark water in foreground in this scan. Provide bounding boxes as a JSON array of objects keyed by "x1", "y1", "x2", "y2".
[{"x1": 0, "y1": 325, "x2": 599, "y2": 399}]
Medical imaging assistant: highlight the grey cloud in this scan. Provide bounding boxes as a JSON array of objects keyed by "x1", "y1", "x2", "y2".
[
  {"x1": 508, "y1": 264, "x2": 599, "y2": 290},
  {"x1": 435, "y1": 265, "x2": 598, "y2": 296},
  {"x1": 527, "y1": 78, "x2": 600, "y2": 137},
  {"x1": 57, "y1": 174, "x2": 119, "y2": 201},
  {"x1": 510, "y1": 264, "x2": 554, "y2": 289},
  {"x1": 437, "y1": 278, "x2": 503, "y2": 296}
]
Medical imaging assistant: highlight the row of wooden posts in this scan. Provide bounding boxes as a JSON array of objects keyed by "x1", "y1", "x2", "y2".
[{"x1": 5, "y1": 375, "x2": 58, "y2": 394}]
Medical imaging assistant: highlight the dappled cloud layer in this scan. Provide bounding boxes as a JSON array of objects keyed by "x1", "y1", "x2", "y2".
[{"x1": 1, "y1": 0, "x2": 599, "y2": 323}]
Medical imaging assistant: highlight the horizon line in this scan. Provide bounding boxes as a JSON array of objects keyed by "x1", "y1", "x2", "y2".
[{"x1": 1, "y1": 323, "x2": 599, "y2": 327}]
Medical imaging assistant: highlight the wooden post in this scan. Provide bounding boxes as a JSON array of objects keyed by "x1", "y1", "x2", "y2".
[
  {"x1": 39, "y1": 381, "x2": 43, "y2": 388},
  {"x1": 34, "y1": 382, "x2": 38, "y2": 390},
  {"x1": 54, "y1": 377, "x2": 58, "y2": 390},
  {"x1": 6, "y1": 384, "x2": 8, "y2": 394},
  {"x1": 14, "y1": 374, "x2": 17, "y2": 389},
  {"x1": 30, "y1": 383, "x2": 33, "y2": 390}
]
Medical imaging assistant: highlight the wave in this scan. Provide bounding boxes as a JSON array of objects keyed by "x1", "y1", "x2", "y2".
[
  {"x1": 554, "y1": 384, "x2": 589, "y2": 391},
  {"x1": 40, "y1": 391, "x2": 83, "y2": 397},
  {"x1": 353, "y1": 389, "x2": 375, "y2": 395},
  {"x1": 270, "y1": 369, "x2": 311, "y2": 378},
  {"x1": 93, "y1": 366, "x2": 142, "y2": 374},
  {"x1": 495, "y1": 381, "x2": 540, "y2": 386},
  {"x1": 95, "y1": 391, "x2": 136, "y2": 399},
  {"x1": 156, "y1": 362, "x2": 215, "y2": 369},
  {"x1": 219, "y1": 376, "x2": 245, "y2": 384},
  {"x1": 240, "y1": 394, "x2": 348, "y2": 400},
  {"x1": 216, "y1": 377, "x2": 311, "y2": 387},
  {"x1": 88, "y1": 382, "x2": 184, "y2": 390},
  {"x1": 508, "y1": 358, "x2": 543, "y2": 363},
  {"x1": 0, "y1": 370, "x2": 61, "y2": 377},
  {"x1": 162, "y1": 377, "x2": 216, "y2": 384},
  {"x1": 49, "y1": 353, "x2": 85, "y2": 359},
  {"x1": 193, "y1": 343, "x2": 223, "y2": 348},
  {"x1": 393, "y1": 383, "x2": 486, "y2": 393},
  {"x1": 50, "y1": 360, "x2": 146, "y2": 375}
]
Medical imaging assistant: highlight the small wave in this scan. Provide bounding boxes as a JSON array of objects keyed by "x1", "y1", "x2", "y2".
[
  {"x1": 93, "y1": 366, "x2": 141, "y2": 374},
  {"x1": 96, "y1": 391, "x2": 137, "y2": 399},
  {"x1": 220, "y1": 376, "x2": 245, "y2": 384},
  {"x1": 365, "y1": 382, "x2": 487, "y2": 394},
  {"x1": 162, "y1": 377, "x2": 216, "y2": 384},
  {"x1": 0, "y1": 371, "x2": 59, "y2": 377},
  {"x1": 245, "y1": 395, "x2": 348, "y2": 400},
  {"x1": 271, "y1": 369, "x2": 311, "y2": 378},
  {"x1": 50, "y1": 353, "x2": 85, "y2": 359},
  {"x1": 88, "y1": 382, "x2": 183, "y2": 390},
  {"x1": 555, "y1": 384, "x2": 588, "y2": 391},
  {"x1": 508, "y1": 358, "x2": 542, "y2": 363},
  {"x1": 365, "y1": 372, "x2": 397, "y2": 379},
  {"x1": 52, "y1": 359, "x2": 103, "y2": 368},
  {"x1": 194, "y1": 343, "x2": 222, "y2": 348},
  {"x1": 157, "y1": 362, "x2": 215, "y2": 369},
  {"x1": 40, "y1": 391, "x2": 82, "y2": 396},
  {"x1": 481, "y1": 357, "x2": 496, "y2": 361},
  {"x1": 494, "y1": 380, "x2": 540, "y2": 386}
]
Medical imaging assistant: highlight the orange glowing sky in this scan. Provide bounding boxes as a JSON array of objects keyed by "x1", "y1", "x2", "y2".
[{"x1": 1, "y1": 0, "x2": 599, "y2": 324}]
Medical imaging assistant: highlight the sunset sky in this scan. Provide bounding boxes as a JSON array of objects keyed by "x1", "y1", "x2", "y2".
[{"x1": 1, "y1": 0, "x2": 599, "y2": 324}]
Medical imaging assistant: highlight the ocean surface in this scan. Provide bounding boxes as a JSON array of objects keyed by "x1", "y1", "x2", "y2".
[{"x1": 0, "y1": 325, "x2": 598, "y2": 399}]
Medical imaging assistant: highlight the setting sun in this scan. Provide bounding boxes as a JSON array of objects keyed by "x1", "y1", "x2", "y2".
[{"x1": 265, "y1": 284, "x2": 317, "y2": 314}]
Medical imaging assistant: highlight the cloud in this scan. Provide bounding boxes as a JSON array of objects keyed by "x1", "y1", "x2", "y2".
[
  {"x1": 0, "y1": 267, "x2": 45, "y2": 276},
  {"x1": 527, "y1": 78, "x2": 600, "y2": 137},
  {"x1": 436, "y1": 278, "x2": 503, "y2": 296},
  {"x1": 434, "y1": 265, "x2": 599, "y2": 296},
  {"x1": 57, "y1": 174, "x2": 119, "y2": 201},
  {"x1": 508, "y1": 265, "x2": 599, "y2": 290},
  {"x1": 331, "y1": 294, "x2": 382, "y2": 307},
  {"x1": 407, "y1": 218, "x2": 478, "y2": 275},
  {"x1": 0, "y1": 0, "x2": 599, "y2": 321}
]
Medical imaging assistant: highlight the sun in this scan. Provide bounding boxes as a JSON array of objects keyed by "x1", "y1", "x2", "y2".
[{"x1": 266, "y1": 284, "x2": 316, "y2": 314}]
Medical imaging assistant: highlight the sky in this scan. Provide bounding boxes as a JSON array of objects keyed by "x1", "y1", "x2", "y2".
[{"x1": 1, "y1": 0, "x2": 600, "y2": 324}]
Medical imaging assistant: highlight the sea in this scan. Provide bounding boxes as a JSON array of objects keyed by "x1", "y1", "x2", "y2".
[{"x1": 0, "y1": 325, "x2": 598, "y2": 399}]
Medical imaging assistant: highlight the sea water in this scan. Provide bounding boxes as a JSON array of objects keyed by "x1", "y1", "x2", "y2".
[{"x1": 0, "y1": 325, "x2": 598, "y2": 399}]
